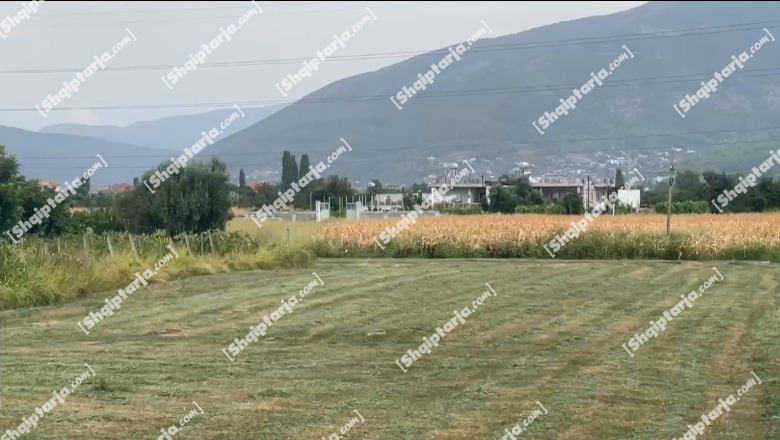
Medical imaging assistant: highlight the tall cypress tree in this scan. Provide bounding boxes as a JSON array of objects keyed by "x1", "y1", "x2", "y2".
[
  {"x1": 239, "y1": 168, "x2": 246, "y2": 188},
  {"x1": 281, "y1": 151, "x2": 293, "y2": 189},
  {"x1": 291, "y1": 155, "x2": 299, "y2": 184},
  {"x1": 299, "y1": 154, "x2": 311, "y2": 180},
  {"x1": 297, "y1": 154, "x2": 312, "y2": 209}
]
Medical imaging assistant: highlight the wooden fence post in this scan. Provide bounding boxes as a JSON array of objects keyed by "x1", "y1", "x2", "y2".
[
  {"x1": 82, "y1": 234, "x2": 89, "y2": 259},
  {"x1": 107, "y1": 236, "x2": 115, "y2": 260},
  {"x1": 207, "y1": 231, "x2": 216, "y2": 254},
  {"x1": 286, "y1": 228, "x2": 290, "y2": 247},
  {"x1": 129, "y1": 235, "x2": 139, "y2": 263},
  {"x1": 56, "y1": 238, "x2": 61, "y2": 256}
]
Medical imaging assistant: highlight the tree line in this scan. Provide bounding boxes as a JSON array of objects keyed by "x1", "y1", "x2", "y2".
[
  {"x1": 643, "y1": 169, "x2": 780, "y2": 213},
  {"x1": 485, "y1": 167, "x2": 780, "y2": 214},
  {"x1": 0, "y1": 147, "x2": 362, "y2": 239},
  {"x1": 5, "y1": 140, "x2": 779, "y2": 243}
]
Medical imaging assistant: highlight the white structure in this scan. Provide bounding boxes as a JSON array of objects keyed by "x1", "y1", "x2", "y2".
[
  {"x1": 372, "y1": 192, "x2": 404, "y2": 211},
  {"x1": 617, "y1": 189, "x2": 640, "y2": 209},
  {"x1": 315, "y1": 201, "x2": 331, "y2": 222},
  {"x1": 346, "y1": 202, "x2": 363, "y2": 220}
]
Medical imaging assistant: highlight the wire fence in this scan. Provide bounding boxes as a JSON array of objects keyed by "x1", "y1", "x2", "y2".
[{"x1": 17, "y1": 231, "x2": 258, "y2": 261}]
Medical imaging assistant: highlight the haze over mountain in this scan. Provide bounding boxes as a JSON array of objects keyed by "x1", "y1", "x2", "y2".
[
  {"x1": 0, "y1": 125, "x2": 179, "y2": 186},
  {"x1": 204, "y1": 1, "x2": 780, "y2": 184},
  {"x1": 39, "y1": 105, "x2": 285, "y2": 150}
]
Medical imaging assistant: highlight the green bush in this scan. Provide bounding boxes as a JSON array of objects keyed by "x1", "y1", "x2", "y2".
[
  {"x1": 70, "y1": 210, "x2": 128, "y2": 234},
  {"x1": 439, "y1": 206, "x2": 484, "y2": 215},
  {"x1": 654, "y1": 201, "x2": 710, "y2": 214},
  {"x1": 515, "y1": 204, "x2": 567, "y2": 214}
]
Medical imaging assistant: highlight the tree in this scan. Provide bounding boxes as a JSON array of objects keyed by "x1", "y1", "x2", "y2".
[
  {"x1": 290, "y1": 155, "x2": 299, "y2": 186},
  {"x1": 560, "y1": 192, "x2": 584, "y2": 215},
  {"x1": 299, "y1": 155, "x2": 311, "y2": 180},
  {"x1": 239, "y1": 168, "x2": 246, "y2": 188},
  {"x1": 77, "y1": 177, "x2": 91, "y2": 195},
  {"x1": 514, "y1": 179, "x2": 544, "y2": 205},
  {"x1": 253, "y1": 182, "x2": 277, "y2": 207},
  {"x1": 674, "y1": 169, "x2": 706, "y2": 202},
  {"x1": 488, "y1": 185, "x2": 519, "y2": 213},
  {"x1": 281, "y1": 151, "x2": 294, "y2": 190},
  {"x1": 488, "y1": 177, "x2": 544, "y2": 213},
  {"x1": 749, "y1": 176, "x2": 780, "y2": 212},
  {"x1": 0, "y1": 145, "x2": 72, "y2": 239},
  {"x1": 296, "y1": 154, "x2": 311, "y2": 209},
  {"x1": 313, "y1": 175, "x2": 354, "y2": 201},
  {"x1": 120, "y1": 158, "x2": 232, "y2": 235},
  {"x1": 615, "y1": 169, "x2": 625, "y2": 189},
  {"x1": 70, "y1": 177, "x2": 92, "y2": 207}
]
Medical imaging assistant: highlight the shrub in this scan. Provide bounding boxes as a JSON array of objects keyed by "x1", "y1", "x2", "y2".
[
  {"x1": 439, "y1": 206, "x2": 484, "y2": 215},
  {"x1": 654, "y1": 201, "x2": 710, "y2": 214},
  {"x1": 515, "y1": 204, "x2": 567, "y2": 214}
]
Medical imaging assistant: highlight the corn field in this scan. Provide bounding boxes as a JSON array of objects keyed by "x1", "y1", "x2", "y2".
[{"x1": 314, "y1": 213, "x2": 780, "y2": 258}]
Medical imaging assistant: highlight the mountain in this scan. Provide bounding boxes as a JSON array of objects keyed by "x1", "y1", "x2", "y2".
[
  {"x1": 0, "y1": 125, "x2": 181, "y2": 186},
  {"x1": 39, "y1": 105, "x2": 285, "y2": 151},
  {"x1": 206, "y1": 1, "x2": 780, "y2": 184}
]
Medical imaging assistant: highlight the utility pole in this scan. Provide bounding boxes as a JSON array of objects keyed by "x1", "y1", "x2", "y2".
[
  {"x1": 586, "y1": 176, "x2": 590, "y2": 209},
  {"x1": 666, "y1": 150, "x2": 677, "y2": 238}
]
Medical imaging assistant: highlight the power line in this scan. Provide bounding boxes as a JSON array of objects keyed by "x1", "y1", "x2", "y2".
[
  {"x1": 5, "y1": 66, "x2": 780, "y2": 112},
  {"x1": 5, "y1": 18, "x2": 780, "y2": 74},
  {"x1": 34, "y1": 1, "x2": 332, "y2": 17},
  {"x1": 29, "y1": 1, "x2": 446, "y2": 26}
]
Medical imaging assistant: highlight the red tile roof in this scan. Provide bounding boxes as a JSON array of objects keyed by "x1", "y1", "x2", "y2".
[{"x1": 102, "y1": 183, "x2": 134, "y2": 193}]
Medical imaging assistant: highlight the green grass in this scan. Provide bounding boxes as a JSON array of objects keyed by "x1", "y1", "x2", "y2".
[
  {"x1": 227, "y1": 218, "x2": 325, "y2": 247},
  {"x1": 0, "y1": 260, "x2": 777, "y2": 439},
  {"x1": 0, "y1": 236, "x2": 314, "y2": 310}
]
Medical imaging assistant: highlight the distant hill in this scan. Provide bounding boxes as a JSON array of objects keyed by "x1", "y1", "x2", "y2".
[
  {"x1": 39, "y1": 105, "x2": 285, "y2": 151},
  {"x1": 205, "y1": 1, "x2": 780, "y2": 184},
  {"x1": 0, "y1": 125, "x2": 181, "y2": 186}
]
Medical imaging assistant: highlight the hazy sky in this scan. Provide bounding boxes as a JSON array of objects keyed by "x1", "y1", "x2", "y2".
[{"x1": 1, "y1": 1, "x2": 646, "y2": 131}]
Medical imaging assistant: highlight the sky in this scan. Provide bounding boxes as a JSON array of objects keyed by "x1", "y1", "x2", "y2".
[{"x1": 0, "y1": 1, "x2": 646, "y2": 132}]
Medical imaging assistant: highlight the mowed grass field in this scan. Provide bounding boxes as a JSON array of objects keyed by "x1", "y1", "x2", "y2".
[{"x1": 1, "y1": 260, "x2": 778, "y2": 439}]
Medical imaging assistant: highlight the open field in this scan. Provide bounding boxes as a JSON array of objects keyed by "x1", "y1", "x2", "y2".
[{"x1": 1, "y1": 260, "x2": 777, "y2": 439}]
